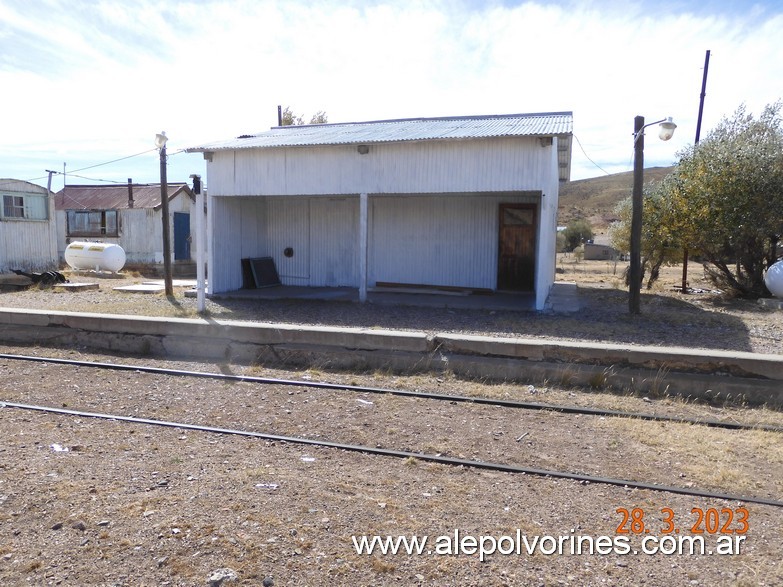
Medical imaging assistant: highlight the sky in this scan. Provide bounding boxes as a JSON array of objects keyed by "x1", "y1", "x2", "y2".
[{"x1": 1, "y1": 0, "x2": 782, "y2": 193}]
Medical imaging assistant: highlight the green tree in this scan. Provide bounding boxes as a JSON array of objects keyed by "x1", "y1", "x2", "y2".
[
  {"x1": 610, "y1": 174, "x2": 684, "y2": 289},
  {"x1": 281, "y1": 106, "x2": 328, "y2": 126},
  {"x1": 562, "y1": 219, "x2": 593, "y2": 252},
  {"x1": 675, "y1": 102, "x2": 783, "y2": 297}
]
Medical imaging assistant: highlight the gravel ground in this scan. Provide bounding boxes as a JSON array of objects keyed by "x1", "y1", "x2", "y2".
[
  {"x1": 1, "y1": 347, "x2": 782, "y2": 587},
  {"x1": 1, "y1": 260, "x2": 782, "y2": 586},
  {"x1": 0, "y1": 260, "x2": 782, "y2": 356}
]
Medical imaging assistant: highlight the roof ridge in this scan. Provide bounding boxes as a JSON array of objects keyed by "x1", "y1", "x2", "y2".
[{"x1": 267, "y1": 111, "x2": 573, "y2": 133}]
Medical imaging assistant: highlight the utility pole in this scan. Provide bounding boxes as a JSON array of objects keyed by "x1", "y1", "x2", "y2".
[
  {"x1": 682, "y1": 49, "x2": 711, "y2": 293},
  {"x1": 156, "y1": 132, "x2": 174, "y2": 296}
]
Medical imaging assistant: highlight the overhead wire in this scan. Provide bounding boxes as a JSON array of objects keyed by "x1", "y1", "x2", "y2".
[
  {"x1": 572, "y1": 133, "x2": 612, "y2": 176},
  {"x1": 1, "y1": 146, "x2": 193, "y2": 189}
]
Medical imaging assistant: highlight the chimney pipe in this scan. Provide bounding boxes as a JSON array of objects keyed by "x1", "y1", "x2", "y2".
[{"x1": 127, "y1": 178, "x2": 134, "y2": 208}]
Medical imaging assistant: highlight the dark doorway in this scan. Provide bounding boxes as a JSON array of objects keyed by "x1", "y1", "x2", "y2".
[{"x1": 497, "y1": 203, "x2": 537, "y2": 291}]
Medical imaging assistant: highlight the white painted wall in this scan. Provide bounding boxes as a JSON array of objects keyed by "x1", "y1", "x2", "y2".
[
  {"x1": 369, "y1": 193, "x2": 539, "y2": 290},
  {"x1": 204, "y1": 137, "x2": 562, "y2": 306},
  {"x1": 534, "y1": 136, "x2": 561, "y2": 310},
  {"x1": 207, "y1": 137, "x2": 554, "y2": 196},
  {"x1": 0, "y1": 180, "x2": 57, "y2": 273}
]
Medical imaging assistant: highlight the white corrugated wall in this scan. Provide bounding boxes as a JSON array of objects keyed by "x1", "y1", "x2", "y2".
[
  {"x1": 266, "y1": 197, "x2": 309, "y2": 284},
  {"x1": 369, "y1": 193, "x2": 539, "y2": 289},
  {"x1": 208, "y1": 192, "x2": 544, "y2": 293},
  {"x1": 0, "y1": 182, "x2": 57, "y2": 273},
  {"x1": 309, "y1": 197, "x2": 357, "y2": 287},
  {"x1": 209, "y1": 137, "x2": 552, "y2": 197},
  {"x1": 205, "y1": 136, "x2": 561, "y2": 299},
  {"x1": 0, "y1": 219, "x2": 58, "y2": 273},
  {"x1": 209, "y1": 196, "x2": 246, "y2": 292},
  {"x1": 534, "y1": 137, "x2": 561, "y2": 309}
]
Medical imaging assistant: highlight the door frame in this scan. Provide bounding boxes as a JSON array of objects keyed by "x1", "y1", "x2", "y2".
[
  {"x1": 497, "y1": 203, "x2": 538, "y2": 291},
  {"x1": 173, "y1": 212, "x2": 191, "y2": 261}
]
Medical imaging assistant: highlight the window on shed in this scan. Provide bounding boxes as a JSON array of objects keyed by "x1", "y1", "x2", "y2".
[
  {"x1": 1, "y1": 194, "x2": 48, "y2": 220},
  {"x1": 66, "y1": 209, "x2": 118, "y2": 237}
]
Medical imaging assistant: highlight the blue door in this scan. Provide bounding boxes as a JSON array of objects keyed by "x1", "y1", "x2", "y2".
[{"x1": 173, "y1": 212, "x2": 191, "y2": 260}]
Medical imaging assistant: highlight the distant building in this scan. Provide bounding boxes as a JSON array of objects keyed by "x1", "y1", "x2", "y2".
[
  {"x1": 187, "y1": 112, "x2": 573, "y2": 310},
  {"x1": 54, "y1": 183, "x2": 200, "y2": 268},
  {"x1": 584, "y1": 242, "x2": 619, "y2": 261},
  {"x1": 0, "y1": 179, "x2": 58, "y2": 273}
]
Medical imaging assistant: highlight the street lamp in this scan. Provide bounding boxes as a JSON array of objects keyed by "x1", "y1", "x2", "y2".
[
  {"x1": 155, "y1": 131, "x2": 174, "y2": 296},
  {"x1": 629, "y1": 116, "x2": 676, "y2": 314}
]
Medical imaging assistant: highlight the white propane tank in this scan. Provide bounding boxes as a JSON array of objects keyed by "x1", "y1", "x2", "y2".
[
  {"x1": 765, "y1": 259, "x2": 783, "y2": 298},
  {"x1": 65, "y1": 242, "x2": 126, "y2": 272}
]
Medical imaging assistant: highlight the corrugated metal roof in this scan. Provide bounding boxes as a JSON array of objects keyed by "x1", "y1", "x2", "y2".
[
  {"x1": 187, "y1": 112, "x2": 573, "y2": 152},
  {"x1": 54, "y1": 184, "x2": 193, "y2": 211}
]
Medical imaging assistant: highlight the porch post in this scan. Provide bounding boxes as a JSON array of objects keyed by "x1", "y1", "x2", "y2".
[{"x1": 359, "y1": 193, "x2": 368, "y2": 302}]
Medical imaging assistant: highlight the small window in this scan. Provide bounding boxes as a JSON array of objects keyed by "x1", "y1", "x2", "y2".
[
  {"x1": 67, "y1": 209, "x2": 119, "y2": 237},
  {"x1": 503, "y1": 208, "x2": 534, "y2": 226},
  {"x1": 3, "y1": 195, "x2": 24, "y2": 218},
  {"x1": 1, "y1": 193, "x2": 48, "y2": 220}
]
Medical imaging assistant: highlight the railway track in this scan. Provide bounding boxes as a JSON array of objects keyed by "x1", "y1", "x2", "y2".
[
  {"x1": 2, "y1": 353, "x2": 780, "y2": 433},
  {"x1": 1, "y1": 351, "x2": 781, "y2": 508}
]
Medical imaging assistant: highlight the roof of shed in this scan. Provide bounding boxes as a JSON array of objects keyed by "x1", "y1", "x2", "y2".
[
  {"x1": 54, "y1": 184, "x2": 193, "y2": 211},
  {"x1": 0, "y1": 178, "x2": 48, "y2": 193},
  {"x1": 187, "y1": 111, "x2": 573, "y2": 152}
]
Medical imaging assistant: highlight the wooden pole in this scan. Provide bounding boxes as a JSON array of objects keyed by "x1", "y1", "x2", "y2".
[
  {"x1": 159, "y1": 145, "x2": 173, "y2": 296},
  {"x1": 629, "y1": 115, "x2": 645, "y2": 315},
  {"x1": 682, "y1": 49, "x2": 711, "y2": 293}
]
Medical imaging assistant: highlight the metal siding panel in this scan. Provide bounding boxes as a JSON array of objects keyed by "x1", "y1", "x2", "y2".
[
  {"x1": 210, "y1": 197, "x2": 244, "y2": 292},
  {"x1": 310, "y1": 197, "x2": 358, "y2": 286},
  {"x1": 220, "y1": 138, "x2": 550, "y2": 196},
  {"x1": 369, "y1": 194, "x2": 539, "y2": 289},
  {"x1": 267, "y1": 198, "x2": 310, "y2": 284},
  {"x1": 239, "y1": 197, "x2": 267, "y2": 259},
  {"x1": 117, "y1": 209, "x2": 160, "y2": 264},
  {"x1": 0, "y1": 220, "x2": 58, "y2": 272},
  {"x1": 369, "y1": 196, "x2": 489, "y2": 289}
]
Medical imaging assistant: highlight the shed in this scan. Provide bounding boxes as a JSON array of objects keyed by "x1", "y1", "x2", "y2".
[
  {"x1": 0, "y1": 179, "x2": 58, "y2": 273},
  {"x1": 584, "y1": 243, "x2": 619, "y2": 261},
  {"x1": 187, "y1": 112, "x2": 573, "y2": 310},
  {"x1": 54, "y1": 183, "x2": 200, "y2": 268}
]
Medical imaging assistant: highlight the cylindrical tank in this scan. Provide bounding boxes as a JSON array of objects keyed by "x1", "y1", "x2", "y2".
[
  {"x1": 765, "y1": 259, "x2": 783, "y2": 298},
  {"x1": 65, "y1": 242, "x2": 126, "y2": 272}
]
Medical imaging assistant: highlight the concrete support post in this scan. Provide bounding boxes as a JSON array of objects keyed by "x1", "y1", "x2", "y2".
[{"x1": 359, "y1": 193, "x2": 368, "y2": 302}]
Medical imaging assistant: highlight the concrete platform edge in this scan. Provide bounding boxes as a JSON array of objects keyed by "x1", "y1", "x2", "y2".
[{"x1": 1, "y1": 307, "x2": 781, "y2": 406}]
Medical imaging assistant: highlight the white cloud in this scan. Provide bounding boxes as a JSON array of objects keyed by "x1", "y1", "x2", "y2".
[{"x1": 1, "y1": 0, "x2": 781, "y2": 190}]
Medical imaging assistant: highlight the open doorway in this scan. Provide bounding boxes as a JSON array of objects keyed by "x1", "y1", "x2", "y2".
[{"x1": 497, "y1": 203, "x2": 537, "y2": 291}]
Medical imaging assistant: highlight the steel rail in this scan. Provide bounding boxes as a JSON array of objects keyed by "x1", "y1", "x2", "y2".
[
  {"x1": 1, "y1": 399, "x2": 781, "y2": 508},
  {"x1": 1, "y1": 353, "x2": 781, "y2": 433}
]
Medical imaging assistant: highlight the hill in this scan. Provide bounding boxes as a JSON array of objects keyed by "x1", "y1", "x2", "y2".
[{"x1": 558, "y1": 166, "x2": 673, "y2": 231}]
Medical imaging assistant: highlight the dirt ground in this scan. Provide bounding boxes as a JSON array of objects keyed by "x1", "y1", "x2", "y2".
[
  {"x1": 1, "y1": 257, "x2": 782, "y2": 356},
  {"x1": 0, "y1": 259, "x2": 782, "y2": 586}
]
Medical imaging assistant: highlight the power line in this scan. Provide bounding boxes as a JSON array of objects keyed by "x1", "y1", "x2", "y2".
[
  {"x1": 59, "y1": 173, "x2": 127, "y2": 184},
  {"x1": 65, "y1": 148, "x2": 157, "y2": 174},
  {"x1": 573, "y1": 133, "x2": 611, "y2": 176},
  {"x1": 0, "y1": 146, "x2": 194, "y2": 190}
]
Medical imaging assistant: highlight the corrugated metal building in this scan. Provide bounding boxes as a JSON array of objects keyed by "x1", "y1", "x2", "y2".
[
  {"x1": 54, "y1": 183, "x2": 200, "y2": 266},
  {"x1": 0, "y1": 179, "x2": 58, "y2": 273},
  {"x1": 187, "y1": 112, "x2": 573, "y2": 310}
]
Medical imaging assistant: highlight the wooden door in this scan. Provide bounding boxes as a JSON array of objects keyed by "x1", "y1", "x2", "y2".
[
  {"x1": 173, "y1": 212, "x2": 191, "y2": 261},
  {"x1": 497, "y1": 204, "x2": 537, "y2": 291}
]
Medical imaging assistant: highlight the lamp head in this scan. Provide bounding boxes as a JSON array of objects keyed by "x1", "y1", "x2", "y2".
[
  {"x1": 658, "y1": 117, "x2": 676, "y2": 141},
  {"x1": 155, "y1": 131, "x2": 168, "y2": 149}
]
